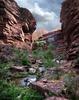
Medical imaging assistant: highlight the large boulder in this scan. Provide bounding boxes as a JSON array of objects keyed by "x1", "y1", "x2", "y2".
[{"x1": 30, "y1": 79, "x2": 65, "y2": 97}]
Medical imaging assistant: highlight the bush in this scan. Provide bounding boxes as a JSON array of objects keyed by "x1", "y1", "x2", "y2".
[
  {"x1": 32, "y1": 45, "x2": 57, "y2": 67},
  {"x1": 0, "y1": 80, "x2": 44, "y2": 100},
  {"x1": 63, "y1": 73, "x2": 79, "y2": 100},
  {"x1": 13, "y1": 48, "x2": 30, "y2": 66},
  {"x1": 0, "y1": 63, "x2": 12, "y2": 79}
]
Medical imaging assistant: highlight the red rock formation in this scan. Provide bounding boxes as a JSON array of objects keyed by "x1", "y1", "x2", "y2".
[
  {"x1": 44, "y1": 97, "x2": 68, "y2": 100},
  {"x1": 61, "y1": 0, "x2": 79, "y2": 62},
  {"x1": 0, "y1": 0, "x2": 36, "y2": 49},
  {"x1": 31, "y1": 79, "x2": 65, "y2": 97},
  {"x1": 35, "y1": 30, "x2": 65, "y2": 57},
  {"x1": 32, "y1": 29, "x2": 48, "y2": 42}
]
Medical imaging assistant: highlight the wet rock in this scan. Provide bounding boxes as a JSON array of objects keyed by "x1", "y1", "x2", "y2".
[
  {"x1": 38, "y1": 67, "x2": 46, "y2": 73},
  {"x1": 30, "y1": 79, "x2": 65, "y2": 96},
  {"x1": 20, "y1": 75, "x2": 37, "y2": 86},
  {"x1": 44, "y1": 96, "x2": 68, "y2": 100},
  {"x1": 29, "y1": 68, "x2": 36, "y2": 74},
  {"x1": 56, "y1": 60, "x2": 60, "y2": 64}
]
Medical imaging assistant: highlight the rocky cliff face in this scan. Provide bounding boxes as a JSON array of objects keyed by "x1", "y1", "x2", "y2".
[
  {"x1": 0, "y1": 0, "x2": 36, "y2": 49},
  {"x1": 61, "y1": 0, "x2": 79, "y2": 66},
  {"x1": 32, "y1": 29, "x2": 48, "y2": 42}
]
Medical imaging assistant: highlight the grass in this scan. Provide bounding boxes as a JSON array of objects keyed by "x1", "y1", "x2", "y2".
[
  {"x1": 1, "y1": 44, "x2": 79, "y2": 100},
  {"x1": 0, "y1": 80, "x2": 44, "y2": 100},
  {"x1": 0, "y1": 62, "x2": 12, "y2": 79},
  {"x1": 13, "y1": 48, "x2": 30, "y2": 66},
  {"x1": 32, "y1": 44, "x2": 57, "y2": 67},
  {"x1": 0, "y1": 47, "x2": 44, "y2": 100},
  {"x1": 63, "y1": 73, "x2": 79, "y2": 100},
  {"x1": 12, "y1": 72, "x2": 28, "y2": 78}
]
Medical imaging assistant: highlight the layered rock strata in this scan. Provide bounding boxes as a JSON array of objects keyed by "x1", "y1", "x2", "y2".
[
  {"x1": 0, "y1": 0, "x2": 36, "y2": 49},
  {"x1": 33, "y1": 30, "x2": 65, "y2": 59},
  {"x1": 61, "y1": 0, "x2": 79, "y2": 66}
]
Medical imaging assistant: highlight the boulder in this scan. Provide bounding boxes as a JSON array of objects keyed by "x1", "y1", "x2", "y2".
[
  {"x1": 10, "y1": 66, "x2": 25, "y2": 72},
  {"x1": 29, "y1": 68, "x2": 36, "y2": 74},
  {"x1": 44, "y1": 96, "x2": 68, "y2": 100},
  {"x1": 38, "y1": 67, "x2": 46, "y2": 73},
  {"x1": 30, "y1": 79, "x2": 65, "y2": 97}
]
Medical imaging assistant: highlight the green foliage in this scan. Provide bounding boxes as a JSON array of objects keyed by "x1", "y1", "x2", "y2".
[
  {"x1": 35, "y1": 40, "x2": 46, "y2": 47},
  {"x1": 13, "y1": 48, "x2": 30, "y2": 66},
  {"x1": 21, "y1": 59, "x2": 30, "y2": 66},
  {"x1": 12, "y1": 72, "x2": 28, "y2": 78},
  {"x1": 32, "y1": 45, "x2": 57, "y2": 67},
  {"x1": 63, "y1": 73, "x2": 79, "y2": 100},
  {"x1": 0, "y1": 80, "x2": 44, "y2": 100},
  {"x1": 0, "y1": 62, "x2": 12, "y2": 79}
]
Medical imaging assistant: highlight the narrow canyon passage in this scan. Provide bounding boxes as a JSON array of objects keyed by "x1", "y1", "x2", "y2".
[{"x1": 0, "y1": 0, "x2": 79, "y2": 100}]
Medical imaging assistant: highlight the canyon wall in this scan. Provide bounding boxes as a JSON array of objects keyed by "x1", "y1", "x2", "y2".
[
  {"x1": 61, "y1": 0, "x2": 79, "y2": 66},
  {"x1": 0, "y1": 0, "x2": 36, "y2": 49}
]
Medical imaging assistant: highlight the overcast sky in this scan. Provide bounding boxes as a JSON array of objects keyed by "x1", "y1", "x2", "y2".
[{"x1": 15, "y1": 0, "x2": 63, "y2": 31}]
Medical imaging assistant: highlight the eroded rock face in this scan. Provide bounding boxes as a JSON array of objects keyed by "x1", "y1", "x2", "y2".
[
  {"x1": 30, "y1": 79, "x2": 65, "y2": 97},
  {"x1": 44, "y1": 97, "x2": 68, "y2": 100},
  {"x1": 61, "y1": 0, "x2": 79, "y2": 62},
  {"x1": 0, "y1": 0, "x2": 36, "y2": 49}
]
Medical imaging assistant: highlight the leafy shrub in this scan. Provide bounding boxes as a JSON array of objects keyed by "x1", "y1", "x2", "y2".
[
  {"x1": 0, "y1": 80, "x2": 44, "y2": 100},
  {"x1": 32, "y1": 45, "x2": 57, "y2": 67},
  {"x1": 0, "y1": 63, "x2": 12, "y2": 79},
  {"x1": 13, "y1": 48, "x2": 30, "y2": 66},
  {"x1": 63, "y1": 73, "x2": 79, "y2": 100},
  {"x1": 35, "y1": 40, "x2": 46, "y2": 47}
]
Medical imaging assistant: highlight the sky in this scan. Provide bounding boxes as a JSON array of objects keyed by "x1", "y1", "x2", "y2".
[{"x1": 15, "y1": 0, "x2": 63, "y2": 31}]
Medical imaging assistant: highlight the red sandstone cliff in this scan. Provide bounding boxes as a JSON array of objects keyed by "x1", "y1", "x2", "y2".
[
  {"x1": 61, "y1": 0, "x2": 79, "y2": 64},
  {"x1": 40, "y1": 30, "x2": 65, "y2": 57},
  {"x1": 0, "y1": 0, "x2": 36, "y2": 49},
  {"x1": 32, "y1": 29, "x2": 48, "y2": 42}
]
